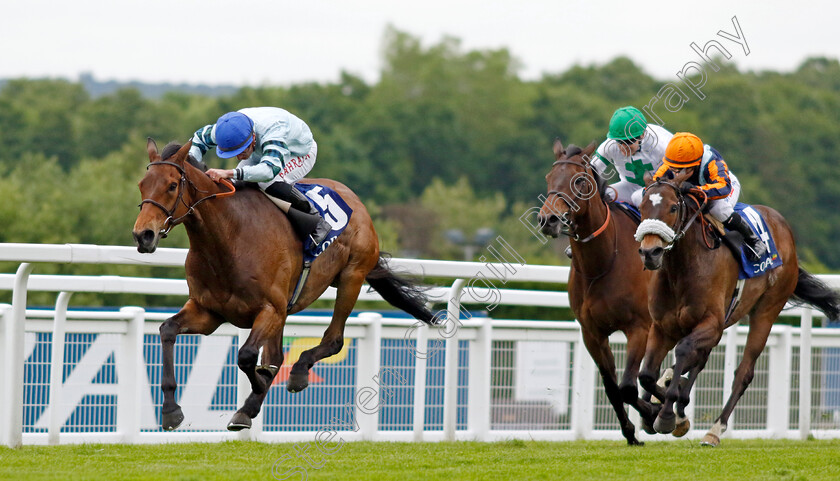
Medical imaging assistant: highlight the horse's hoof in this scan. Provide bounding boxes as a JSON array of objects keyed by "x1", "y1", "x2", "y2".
[
  {"x1": 227, "y1": 412, "x2": 252, "y2": 431},
  {"x1": 700, "y1": 433, "x2": 720, "y2": 447},
  {"x1": 287, "y1": 372, "x2": 309, "y2": 393},
  {"x1": 161, "y1": 407, "x2": 184, "y2": 431},
  {"x1": 653, "y1": 413, "x2": 676, "y2": 434},
  {"x1": 640, "y1": 417, "x2": 656, "y2": 435},
  {"x1": 672, "y1": 417, "x2": 691, "y2": 437}
]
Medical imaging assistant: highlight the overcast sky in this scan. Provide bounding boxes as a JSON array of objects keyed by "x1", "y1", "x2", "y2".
[{"x1": 1, "y1": 0, "x2": 836, "y2": 87}]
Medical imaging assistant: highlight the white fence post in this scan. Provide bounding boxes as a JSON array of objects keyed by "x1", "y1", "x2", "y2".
[
  {"x1": 355, "y1": 312, "x2": 383, "y2": 440},
  {"x1": 443, "y1": 279, "x2": 467, "y2": 441},
  {"x1": 722, "y1": 323, "x2": 740, "y2": 428},
  {"x1": 570, "y1": 330, "x2": 595, "y2": 439},
  {"x1": 467, "y1": 317, "x2": 492, "y2": 441},
  {"x1": 3, "y1": 262, "x2": 33, "y2": 448},
  {"x1": 767, "y1": 326, "x2": 792, "y2": 437},
  {"x1": 117, "y1": 306, "x2": 146, "y2": 443},
  {"x1": 47, "y1": 292, "x2": 73, "y2": 444},
  {"x1": 412, "y1": 323, "x2": 428, "y2": 442},
  {"x1": 799, "y1": 309, "x2": 814, "y2": 440},
  {"x1": 0, "y1": 304, "x2": 11, "y2": 445}
]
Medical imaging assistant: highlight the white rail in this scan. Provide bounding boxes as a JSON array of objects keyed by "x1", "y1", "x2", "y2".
[{"x1": 1, "y1": 243, "x2": 838, "y2": 447}]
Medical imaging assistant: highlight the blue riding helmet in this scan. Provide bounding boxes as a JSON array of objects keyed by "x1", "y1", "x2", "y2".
[{"x1": 215, "y1": 112, "x2": 254, "y2": 158}]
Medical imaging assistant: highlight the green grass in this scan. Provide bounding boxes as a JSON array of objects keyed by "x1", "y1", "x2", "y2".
[{"x1": 2, "y1": 439, "x2": 840, "y2": 481}]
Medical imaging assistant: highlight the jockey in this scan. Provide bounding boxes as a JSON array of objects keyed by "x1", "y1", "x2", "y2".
[
  {"x1": 191, "y1": 107, "x2": 332, "y2": 245},
  {"x1": 564, "y1": 106, "x2": 674, "y2": 258},
  {"x1": 652, "y1": 132, "x2": 768, "y2": 262},
  {"x1": 591, "y1": 106, "x2": 675, "y2": 208}
]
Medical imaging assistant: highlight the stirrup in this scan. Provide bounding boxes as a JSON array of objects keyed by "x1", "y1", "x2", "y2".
[
  {"x1": 744, "y1": 242, "x2": 766, "y2": 262},
  {"x1": 309, "y1": 218, "x2": 332, "y2": 246},
  {"x1": 564, "y1": 245, "x2": 572, "y2": 259}
]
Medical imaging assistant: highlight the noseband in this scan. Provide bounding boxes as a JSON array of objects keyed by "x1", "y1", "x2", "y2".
[
  {"x1": 635, "y1": 180, "x2": 708, "y2": 251},
  {"x1": 139, "y1": 161, "x2": 235, "y2": 237},
  {"x1": 545, "y1": 159, "x2": 611, "y2": 243}
]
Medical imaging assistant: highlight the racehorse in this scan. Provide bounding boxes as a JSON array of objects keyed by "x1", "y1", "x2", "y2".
[
  {"x1": 538, "y1": 139, "x2": 659, "y2": 445},
  {"x1": 133, "y1": 139, "x2": 437, "y2": 431},
  {"x1": 636, "y1": 169, "x2": 840, "y2": 446}
]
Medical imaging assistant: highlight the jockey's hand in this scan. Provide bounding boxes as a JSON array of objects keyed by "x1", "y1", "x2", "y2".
[
  {"x1": 207, "y1": 169, "x2": 234, "y2": 182},
  {"x1": 679, "y1": 181, "x2": 695, "y2": 195}
]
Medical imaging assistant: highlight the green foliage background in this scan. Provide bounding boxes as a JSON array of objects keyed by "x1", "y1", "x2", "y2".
[{"x1": 1, "y1": 27, "x2": 838, "y2": 309}]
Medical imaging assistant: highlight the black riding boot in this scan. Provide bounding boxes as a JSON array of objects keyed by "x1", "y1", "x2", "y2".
[
  {"x1": 723, "y1": 212, "x2": 767, "y2": 262},
  {"x1": 264, "y1": 182, "x2": 332, "y2": 245}
]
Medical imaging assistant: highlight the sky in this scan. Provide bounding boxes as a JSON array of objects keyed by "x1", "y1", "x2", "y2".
[{"x1": 1, "y1": 0, "x2": 837, "y2": 87}]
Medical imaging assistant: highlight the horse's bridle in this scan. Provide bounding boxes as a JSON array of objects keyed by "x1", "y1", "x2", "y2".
[
  {"x1": 545, "y1": 159, "x2": 611, "y2": 243},
  {"x1": 642, "y1": 180, "x2": 708, "y2": 250},
  {"x1": 139, "y1": 161, "x2": 235, "y2": 238}
]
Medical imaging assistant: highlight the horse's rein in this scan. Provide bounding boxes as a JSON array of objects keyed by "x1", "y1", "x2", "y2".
[
  {"x1": 139, "y1": 161, "x2": 236, "y2": 238},
  {"x1": 546, "y1": 159, "x2": 611, "y2": 243}
]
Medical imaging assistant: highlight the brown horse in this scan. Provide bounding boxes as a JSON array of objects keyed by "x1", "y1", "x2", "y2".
[
  {"x1": 636, "y1": 169, "x2": 840, "y2": 446},
  {"x1": 538, "y1": 139, "x2": 659, "y2": 445},
  {"x1": 133, "y1": 139, "x2": 437, "y2": 431}
]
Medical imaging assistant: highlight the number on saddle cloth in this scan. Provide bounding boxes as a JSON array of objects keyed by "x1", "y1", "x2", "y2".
[
  {"x1": 722, "y1": 203, "x2": 782, "y2": 279},
  {"x1": 294, "y1": 183, "x2": 354, "y2": 263}
]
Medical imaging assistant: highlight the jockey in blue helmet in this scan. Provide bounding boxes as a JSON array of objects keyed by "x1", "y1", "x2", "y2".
[{"x1": 191, "y1": 107, "x2": 332, "y2": 245}]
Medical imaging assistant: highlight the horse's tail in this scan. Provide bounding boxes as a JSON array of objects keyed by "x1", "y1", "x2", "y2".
[
  {"x1": 791, "y1": 267, "x2": 840, "y2": 320},
  {"x1": 366, "y1": 256, "x2": 438, "y2": 325}
]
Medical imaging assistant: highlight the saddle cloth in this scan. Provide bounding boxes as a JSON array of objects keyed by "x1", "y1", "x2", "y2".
[
  {"x1": 614, "y1": 201, "x2": 642, "y2": 224},
  {"x1": 731, "y1": 203, "x2": 783, "y2": 279},
  {"x1": 294, "y1": 183, "x2": 353, "y2": 263}
]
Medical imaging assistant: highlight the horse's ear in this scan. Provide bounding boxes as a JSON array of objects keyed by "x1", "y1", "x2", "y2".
[
  {"x1": 552, "y1": 138, "x2": 564, "y2": 159},
  {"x1": 582, "y1": 141, "x2": 597, "y2": 159},
  {"x1": 147, "y1": 138, "x2": 160, "y2": 163},
  {"x1": 172, "y1": 141, "x2": 193, "y2": 166},
  {"x1": 643, "y1": 171, "x2": 655, "y2": 187}
]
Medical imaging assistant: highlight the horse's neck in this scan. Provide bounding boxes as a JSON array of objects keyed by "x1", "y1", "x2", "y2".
[
  {"x1": 181, "y1": 171, "x2": 241, "y2": 259},
  {"x1": 569, "y1": 197, "x2": 615, "y2": 274},
  {"x1": 661, "y1": 225, "x2": 708, "y2": 293}
]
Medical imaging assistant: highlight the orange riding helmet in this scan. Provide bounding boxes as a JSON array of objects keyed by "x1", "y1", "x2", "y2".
[{"x1": 663, "y1": 132, "x2": 704, "y2": 168}]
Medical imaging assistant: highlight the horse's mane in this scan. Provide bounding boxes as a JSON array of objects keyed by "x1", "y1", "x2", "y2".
[
  {"x1": 565, "y1": 143, "x2": 609, "y2": 200},
  {"x1": 161, "y1": 141, "x2": 208, "y2": 172}
]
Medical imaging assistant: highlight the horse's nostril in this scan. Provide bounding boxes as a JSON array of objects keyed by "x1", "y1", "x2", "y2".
[{"x1": 133, "y1": 229, "x2": 155, "y2": 247}]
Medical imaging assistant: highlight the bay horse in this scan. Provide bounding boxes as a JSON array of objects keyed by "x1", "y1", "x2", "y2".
[
  {"x1": 538, "y1": 139, "x2": 659, "y2": 445},
  {"x1": 133, "y1": 139, "x2": 437, "y2": 431},
  {"x1": 636, "y1": 169, "x2": 840, "y2": 446}
]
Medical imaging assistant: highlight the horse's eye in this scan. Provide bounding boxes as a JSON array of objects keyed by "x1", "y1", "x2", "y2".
[
  {"x1": 169, "y1": 182, "x2": 178, "y2": 192},
  {"x1": 670, "y1": 204, "x2": 678, "y2": 213}
]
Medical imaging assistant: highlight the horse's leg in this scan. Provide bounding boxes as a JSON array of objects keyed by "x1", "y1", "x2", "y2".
[
  {"x1": 228, "y1": 304, "x2": 286, "y2": 431},
  {"x1": 701, "y1": 308, "x2": 778, "y2": 447},
  {"x1": 580, "y1": 329, "x2": 642, "y2": 446},
  {"x1": 159, "y1": 300, "x2": 224, "y2": 430},
  {"x1": 288, "y1": 270, "x2": 366, "y2": 393},
  {"x1": 671, "y1": 360, "x2": 706, "y2": 437},
  {"x1": 654, "y1": 320, "x2": 720, "y2": 434},
  {"x1": 639, "y1": 324, "x2": 676, "y2": 404},
  {"x1": 620, "y1": 325, "x2": 659, "y2": 428}
]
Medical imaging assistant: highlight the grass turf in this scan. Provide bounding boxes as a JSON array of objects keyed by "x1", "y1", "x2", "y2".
[{"x1": 2, "y1": 439, "x2": 840, "y2": 481}]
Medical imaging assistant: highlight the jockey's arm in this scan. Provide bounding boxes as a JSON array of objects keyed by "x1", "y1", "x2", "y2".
[
  {"x1": 697, "y1": 158, "x2": 732, "y2": 200},
  {"x1": 189, "y1": 124, "x2": 215, "y2": 162}
]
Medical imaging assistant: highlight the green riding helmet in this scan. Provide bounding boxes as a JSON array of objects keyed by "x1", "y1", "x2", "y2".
[{"x1": 607, "y1": 106, "x2": 648, "y2": 141}]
